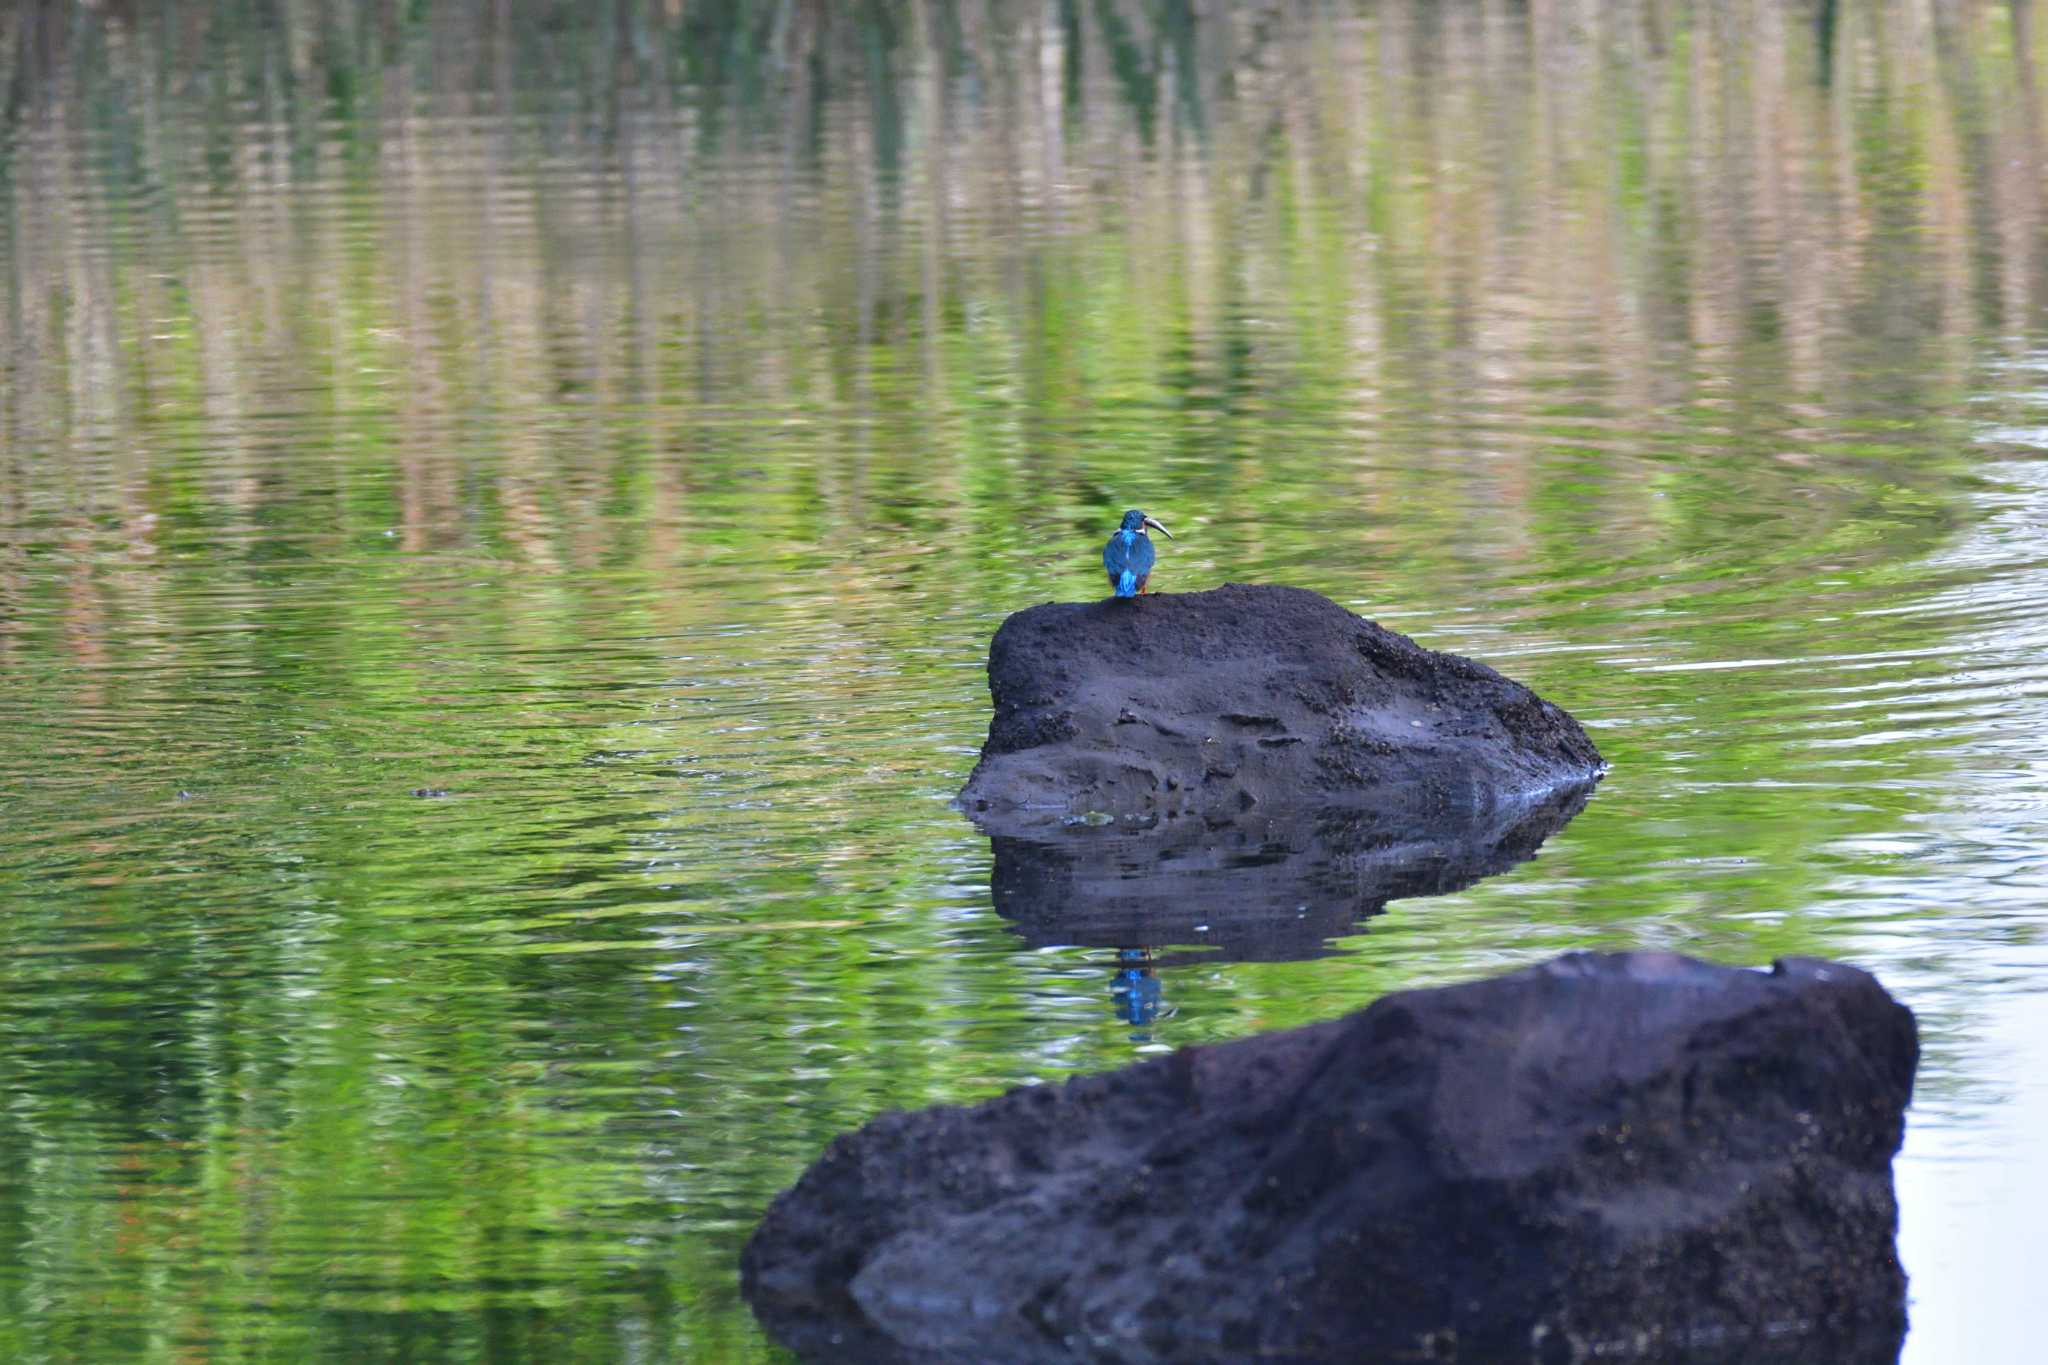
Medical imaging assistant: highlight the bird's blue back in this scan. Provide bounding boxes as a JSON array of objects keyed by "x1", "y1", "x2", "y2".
[{"x1": 1102, "y1": 527, "x2": 1156, "y2": 598}]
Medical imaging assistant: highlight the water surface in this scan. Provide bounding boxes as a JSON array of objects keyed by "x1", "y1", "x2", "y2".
[{"x1": 2, "y1": 3, "x2": 2045, "y2": 1361}]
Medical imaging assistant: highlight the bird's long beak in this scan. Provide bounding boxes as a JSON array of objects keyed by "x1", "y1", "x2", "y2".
[{"x1": 1142, "y1": 515, "x2": 1175, "y2": 540}]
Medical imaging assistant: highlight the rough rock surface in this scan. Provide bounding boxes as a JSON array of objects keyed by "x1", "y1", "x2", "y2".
[
  {"x1": 991, "y1": 783, "x2": 1591, "y2": 960},
  {"x1": 742, "y1": 953, "x2": 1917, "y2": 1364},
  {"x1": 956, "y1": 583, "x2": 1603, "y2": 828}
]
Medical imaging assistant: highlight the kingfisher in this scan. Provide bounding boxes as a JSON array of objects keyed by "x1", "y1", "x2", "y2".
[{"x1": 1102, "y1": 509, "x2": 1175, "y2": 598}]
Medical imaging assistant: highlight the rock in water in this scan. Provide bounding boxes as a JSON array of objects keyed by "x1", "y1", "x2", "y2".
[
  {"x1": 741, "y1": 953, "x2": 1917, "y2": 1364},
  {"x1": 956, "y1": 583, "x2": 1603, "y2": 828}
]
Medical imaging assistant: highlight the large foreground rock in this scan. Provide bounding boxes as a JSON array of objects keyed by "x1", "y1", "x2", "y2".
[
  {"x1": 957, "y1": 584, "x2": 1602, "y2": 828},
  {"x1": 742, "y1": 953, "x2": 1917, "y2": 1364}
]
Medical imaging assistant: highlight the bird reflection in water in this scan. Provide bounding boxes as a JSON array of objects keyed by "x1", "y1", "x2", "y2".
[{"x1": 1110, "y1": 947, "x2": 1168, "y2": 1038}]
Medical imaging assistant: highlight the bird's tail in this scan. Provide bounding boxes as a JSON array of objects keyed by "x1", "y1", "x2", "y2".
[{"x1": 1116, "y1": 569, "x2": 1138, "y2": 598}]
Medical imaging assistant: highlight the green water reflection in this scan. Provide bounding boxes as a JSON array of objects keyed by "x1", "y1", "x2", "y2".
[{"x1": 3, "y1": 3, "x2": 2047, "y2": 1361}]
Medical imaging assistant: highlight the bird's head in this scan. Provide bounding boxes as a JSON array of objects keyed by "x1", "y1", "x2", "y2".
[{"x1": 1119, "y1": 508, "x2": 1174, "y2": 539}]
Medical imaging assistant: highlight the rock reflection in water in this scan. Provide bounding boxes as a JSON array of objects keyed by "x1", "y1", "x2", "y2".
[{"x1": 986, "y1": 783, "x2": 1596, "y2": 1025}]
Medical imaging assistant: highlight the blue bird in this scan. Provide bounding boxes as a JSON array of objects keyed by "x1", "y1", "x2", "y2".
[{"x1": 1101, "y1": 509, "x2": 1175, "y2": 598}]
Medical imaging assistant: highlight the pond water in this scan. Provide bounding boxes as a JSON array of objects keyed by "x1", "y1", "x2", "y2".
[{"x1": 2, "y1": 3, "x2": 2044, "y2": 1361}]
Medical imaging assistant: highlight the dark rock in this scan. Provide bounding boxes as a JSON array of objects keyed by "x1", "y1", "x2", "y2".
[
  {"x1": 991, "y1": 782, "x2": 1592, "y2": 962},
  {"x1": 742, "y1": 952, "x2": 1916, "y2": 1364},
  {"x1": 957, "y1": 584, "x2": 1603, "y2": 829}
]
